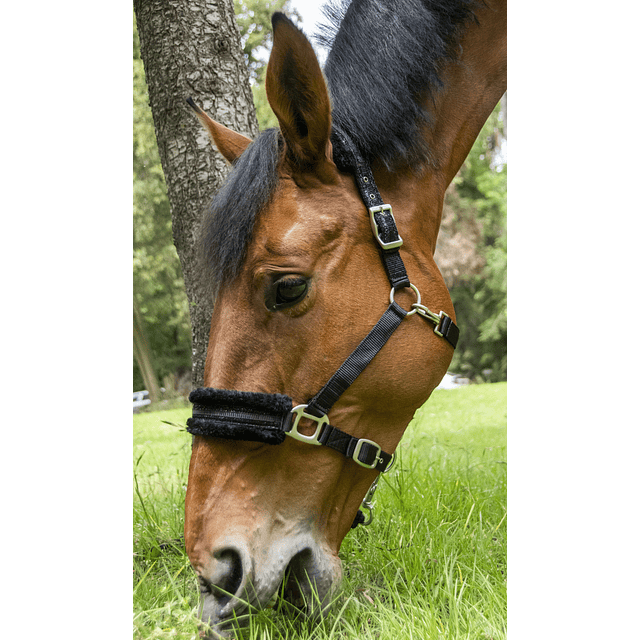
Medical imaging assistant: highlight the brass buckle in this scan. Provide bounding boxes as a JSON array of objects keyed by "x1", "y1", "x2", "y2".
[
  {"x1": 369, "y1": 204, "x2": 403, "y2": 250},
  {"x1": 285, "y1": 405, "x2": 328, "y2": 445},
  {"x1": 352, "y1": 438, "x2": 383, "y2": 469},
  {"x1": 433, "y1": 311, "x2": 450, "y2": 338}
]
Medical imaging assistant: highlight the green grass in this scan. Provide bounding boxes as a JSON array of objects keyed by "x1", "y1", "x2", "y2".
[{"x1": 133, "y1": 383, "x2": 506, "y2": 639}]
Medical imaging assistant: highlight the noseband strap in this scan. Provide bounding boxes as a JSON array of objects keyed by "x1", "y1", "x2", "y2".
[
  {"x1": 186, "y1": 127, "x2": 460, "y2": 527},
  {"x1": 186, "y1": 387, "x2": 394, "y2": 472}
]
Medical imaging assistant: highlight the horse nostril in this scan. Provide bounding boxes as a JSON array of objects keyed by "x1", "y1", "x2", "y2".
[
  {"x1": 209, "y1": 548, "x2": 244, "y2": 607},
  {"x1": 282, "y1": 548, "x2": 314, "y2": 610}
]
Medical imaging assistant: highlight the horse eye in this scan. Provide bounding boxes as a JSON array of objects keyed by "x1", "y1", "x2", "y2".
[{"x1": 267, "y1": 277, "x2": 309, "y2": 311}]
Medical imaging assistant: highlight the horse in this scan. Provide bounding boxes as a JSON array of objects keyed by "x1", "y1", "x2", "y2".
[{"x1": 184, "y1": 0, "x2": 506, "y2": 636}]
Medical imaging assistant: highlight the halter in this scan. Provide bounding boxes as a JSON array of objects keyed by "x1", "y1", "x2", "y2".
[{"x1": 187, "y1": 126, "x2": 459, "y2": 528}]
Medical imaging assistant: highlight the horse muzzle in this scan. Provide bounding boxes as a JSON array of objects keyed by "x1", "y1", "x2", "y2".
[{"x1": 197, "y1": 531, "x2": 341, "y2": 637}]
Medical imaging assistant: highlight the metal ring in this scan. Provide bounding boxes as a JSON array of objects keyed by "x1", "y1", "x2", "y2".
[
  {"x1": 389, "y1": 283, "x2": 420, "y2": 316},
  {"x1": 360, "y1": 504, "x2": 373, "y2": 526},
  {"x1": 384, "y1": 451, "x2": 397, "y2": 473}
]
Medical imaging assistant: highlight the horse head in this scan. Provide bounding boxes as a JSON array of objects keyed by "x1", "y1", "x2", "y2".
[{"x1": 183, "y1": 3, "x2": 505, "y2": 636}]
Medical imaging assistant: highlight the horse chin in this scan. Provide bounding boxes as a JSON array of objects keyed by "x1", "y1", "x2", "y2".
[{"x1": 197, "y1": 536, "x2": 342, "y2": 638}]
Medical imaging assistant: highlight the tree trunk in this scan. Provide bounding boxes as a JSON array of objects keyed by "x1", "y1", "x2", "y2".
[
  {"x1": 133, "y1": 296, "x2": 162, "y2": 402},
  {"x1": 134, "y1": 0, "x2": 259, "y2": 388}
]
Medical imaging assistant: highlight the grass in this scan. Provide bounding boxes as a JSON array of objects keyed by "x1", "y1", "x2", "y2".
[{"x1": 133, "y1": 383, "x2": 506, "y2": 639}]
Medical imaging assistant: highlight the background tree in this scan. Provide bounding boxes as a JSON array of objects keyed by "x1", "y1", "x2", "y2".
[
  {"x1": 435, "y1": 99, "x2": 507, "y2": 381},
  {"x1": 133, "y1": 14, "x2": 192, "y2": 393},
  {"x1": 134, "y1": 0, "x2": 259, "y2": 390},
  {"x1": 133, "y1": 296, "x2": 162, "y2": 401}
]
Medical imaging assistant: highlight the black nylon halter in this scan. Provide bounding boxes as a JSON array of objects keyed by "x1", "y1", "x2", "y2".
[{"x1": 186, "y1": 127, "x2": 459, "y2": 525}]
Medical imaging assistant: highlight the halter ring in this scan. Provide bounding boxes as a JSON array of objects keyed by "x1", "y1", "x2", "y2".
[{"x1": 389, "y1": 283, "x2": 421, "y2": 316}]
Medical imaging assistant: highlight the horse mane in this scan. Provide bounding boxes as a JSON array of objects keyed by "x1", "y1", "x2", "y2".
[
  {"x1": 319, "y1": 0, "x2": 479, "y2": 170},
  {"x1": 201, "y1": 0, "x2": 479, "y2": 289}
]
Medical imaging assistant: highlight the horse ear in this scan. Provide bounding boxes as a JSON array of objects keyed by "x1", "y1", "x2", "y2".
[
  {"x1": 265, "y1": 13, "x2": 332, "y2": 168},
  {"x1": 186, "y1": 98, "x2": 252, "y2": 164}
]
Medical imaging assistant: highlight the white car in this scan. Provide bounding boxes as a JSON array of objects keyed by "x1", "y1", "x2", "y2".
[
  {"x1": 436, "y1": 373, "x2": 470, "y2": 390},
  {"x1": 133, "y1": 390, "x2": 151, "y2": 412}
]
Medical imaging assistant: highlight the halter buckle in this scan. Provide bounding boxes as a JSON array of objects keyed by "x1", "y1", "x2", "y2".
[
  {"x1": 352, "y1": 438, "x2": 383, "y2": 469},
  {"x1": 433, "y1": 311, "x2": 451, "y2": 338},
  {"x1": 285, "y1": 404, "x2": 329, "y2": 445},
  {"x1": 369, "y1": 204, "x2": 403, "y2": 250}
]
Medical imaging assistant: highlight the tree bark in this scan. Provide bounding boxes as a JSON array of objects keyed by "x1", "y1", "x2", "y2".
[{"x1": 134, "y1": 0, "x2": 259, "y2": 388}]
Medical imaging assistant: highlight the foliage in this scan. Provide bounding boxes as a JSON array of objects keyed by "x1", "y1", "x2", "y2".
[
  {"x1": 133, "y1": 383, "x2": 507, "y2": 639},
  {"x1": 133, "y1": 14, "x2": 192, "y2": 391},
  {"x1": 446, "y1": 102, "x2": 507, "y2": 381},
  {"x1": 234, "y1": 0, "x2": 295, "y2": 80}
]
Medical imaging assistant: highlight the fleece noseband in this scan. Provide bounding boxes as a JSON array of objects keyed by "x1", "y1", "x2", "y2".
[
  {"x1": 187, "y1": 126, "x2": 459, "y2": 526},
  {"x1": 188, "y1": 388, "x2": 292, "y2": 445}
]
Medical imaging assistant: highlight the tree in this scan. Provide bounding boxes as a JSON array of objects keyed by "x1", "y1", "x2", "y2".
[
  {"x1": 134, "y1": 0, "x2": 259, "y2": 388},
  {"x1": 435, "y1": 99, "x2": 507, "y2": 381},
  {"x1": 134, "y1": 14, "x2": 192, "y2": 393}
]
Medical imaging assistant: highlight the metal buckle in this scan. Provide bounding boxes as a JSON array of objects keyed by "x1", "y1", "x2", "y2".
[
  {"x1": 285, "y1": 404, "x2": 329, "y2": 445},
  {"x1": 433, "y1": 310, "x2": 450, "y2": 338},
  {"x1": 352, "y1": 438, "x2": 383, "y2": 469},
  {"x1": 359, "y1": 477, "x2": 378, "y2": 526},
  {"x1": 369, "y1": 204, "x2": 403, "y2": 250},
  {"x1": 384, "y1": 451, "x2": 397, "y2": 473}
]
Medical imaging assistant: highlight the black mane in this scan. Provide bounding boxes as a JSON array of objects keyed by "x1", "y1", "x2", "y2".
[
  {"x1": 201, "y1": 0, "x2": 478, "y2": 288},
  {"x1": 320, "y1": 0, "x2": 478, "y2": 170}
]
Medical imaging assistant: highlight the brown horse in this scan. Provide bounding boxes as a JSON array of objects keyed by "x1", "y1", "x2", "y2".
[{"x1": 184, "y1": 0, "x2": 506, "y2": 636}]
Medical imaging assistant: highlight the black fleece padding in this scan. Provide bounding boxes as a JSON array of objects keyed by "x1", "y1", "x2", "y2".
[{"x1": 187, "y1": 388, "x2": 293, "y2": 445}]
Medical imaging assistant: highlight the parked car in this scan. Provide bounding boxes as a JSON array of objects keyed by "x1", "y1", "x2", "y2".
[
  {"x1": 133, "y1": 390, "x2": 151, "y2": 412},
  {"x1": 436, "y1": 373, "x2": 471, "y2": 390}
]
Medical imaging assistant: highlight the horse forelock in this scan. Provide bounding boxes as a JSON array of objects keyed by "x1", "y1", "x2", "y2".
[{"x1": 200, "y1": 128, "x2": 283, "y2": 292}]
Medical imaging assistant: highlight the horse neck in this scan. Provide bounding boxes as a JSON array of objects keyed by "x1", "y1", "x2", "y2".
[
  {"x1": 371, "y1": 0, "x2": 507, "y2": 255},
  {"x1": 422, "y1": 0, "x2": 507, "y2": 186}
]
